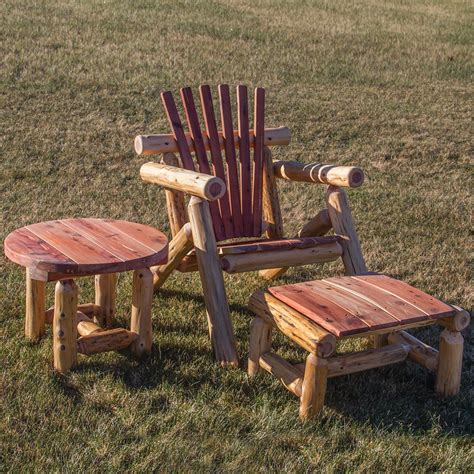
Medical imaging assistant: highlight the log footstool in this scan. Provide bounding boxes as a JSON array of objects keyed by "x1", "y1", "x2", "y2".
[
  {"x1": 4, "y1": 218, "x2": 168, "y2": 374},
  {"x1": 248, "y1": 275, "x2": 470, "y2": 420}
]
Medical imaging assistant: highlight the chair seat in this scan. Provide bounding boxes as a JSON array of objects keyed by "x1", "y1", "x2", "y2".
[
  {"x1": 268, "y1": 274, "x2": 457, "y2": 337},
  {"x1": 4, "y1": 218, "x2": 168, "y2": 280}
]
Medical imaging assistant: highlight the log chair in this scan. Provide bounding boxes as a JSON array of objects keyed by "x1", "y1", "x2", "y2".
[{"x1": 136, "y1": 84, "x2": 365, "y2": 366}]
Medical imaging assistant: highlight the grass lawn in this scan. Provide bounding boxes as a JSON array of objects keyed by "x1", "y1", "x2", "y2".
[{"x1": 1, "y1": 0, "x2": 473, "y2": 471}]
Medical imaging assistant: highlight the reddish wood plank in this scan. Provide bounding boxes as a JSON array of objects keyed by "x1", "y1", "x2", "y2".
[
  {"x1": 199, "y1": 85, "x2": 234, "y2": 238},
  {"x1": 237, "y1": 85, "x2": 253, "y2": 236},
  {"x1": 181, "y1": 87, "x2": 225, "y2": 241},
  {"x1": 26, "y1": 221, "x2": 120, "y2": 265},
  {"x1": 252, "y1": 87, "x2": 265, "y2": 236},
  {"x1": 301, "y1": 281, "x2": 402, "y2": 330},
  {"x1": 268, "y1": 285, "x2": 369, "y2": 336},
  {"x1": 218, "y1": 84, "x2": 244, "y2": 237},
  {"x1": 161, "y1": 90, "x2": 195, "y2": 170},
  {"x1": 62, "y1": 219, "x2": 156, "y2": 261},
  {"x1": 323, "y1": 276, "x2": 429, "y2": 323},
  {"x1": 4, "y1": 227, "x2": 77, "y2": 272},
  {"x1": 353, "y1": 275, "x2": 456, "y2": 319}
]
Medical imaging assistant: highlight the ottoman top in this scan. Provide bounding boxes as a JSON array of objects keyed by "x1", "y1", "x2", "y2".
[
  {"x1": 268, "y1": 275, "x2": 457, "y2": 337},
  {"x1": 4, "y1": 218, "x2": 168, "y2": 279}
]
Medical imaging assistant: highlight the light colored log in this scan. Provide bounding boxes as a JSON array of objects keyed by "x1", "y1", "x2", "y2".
[
  {"x1": 298, "y1": 208, "x2": 332, "y2": 238},
  {"x1": 259, "y1": 351, "x2": 303, "y2": 397},
  {"x1": 188, "y1": 196, "x2": 238, "y2": 367},
  {"x1": 45, "y1": 303, "x2": 101, "y2": 324},
  {"x1": 135, "y1": 127, "x2": 291, "y2": 155},
  {"x1": 77, "y1": 328, "x2": 137, "y2": 355},
  {"x1": 25, "y1": 268, "x2": 46, "y2": 341},
  {"x1": 387, "y1": 331, "x2": 438, "y2": 371},
  {"x1": 140, "y1": 162, "x2": 226, "y2": 201},
  {"x1": 151, "y1": 223, "x2": 194, "y2": 290},
  {"x1": 248, "y1": 318, "x2": 272, "y2": 376},
  {"x1": 439, "y1": 306, "x2": 470, "y2": 332},
  {"x1": 94, "y1": 273, "x2": 118, "y2": 328},
  {"x1": 436, "y1": 329, "x2": 463, "y2": 397},
  {"x1": 130, "y1": 268, "x2": 153, "y2": 357},
  {"x1": 53, "y1": 279, "x2": 78, "y2": 373},
  {"x1": 76, "y1": 311, "x2": 104, "y2": 337},
  {"x1": 249, "y1": 291, "x2": 336, "y2": 358},
  {"x1": 326, "y1": 185, "x2": 367, "y2": 276},
  {"x1": 273, "y1": 160, "x2": 364, "y2": 188},
  {"x1": 299, "y1": 352, "x2": 328, "y2": 420},
  {"x1": 161, "y1": 152, "x2": 188, "y2": 237},
  {"x1": 222, "y1": 241, "x2": 342, "y2": 273}
]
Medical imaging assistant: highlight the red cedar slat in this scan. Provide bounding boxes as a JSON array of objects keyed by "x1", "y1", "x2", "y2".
[
  {"x1": 353, "y1": 275, "x2": 457, "y2": 319},
  {"x1": 268, "y1": 285, "x2": 369, "y2": 336},
  {"x1": 180, "y1": 87, "x2": 225, "y2": 241},
  {"x1": 252, "y1": 87, "x2": 265, "y2": 236},
  {"x1": 237, "y1": 85, "x2": 253, "y2": 236},
  {"x1": 301, "y1": 281, "x2": 403, "y2": 329},
  {"x1": 199, "y1": 85, "x2": 234, "y2": 238},
  {"x1": 25, "y1": 221, "x2": 120, "y2": 265},
  {"x1": 62, "y1": 219, "x2": 156, "y2": 261},
  {"x1": 323, "y1": 276, "x2": 429, "y2": 323},
  {"x1": 161, "y1": 91, "x2": 195, "y2": 170},
  {"x1": 4, "y1": 227, "x2": 77, "y2": 271},
  {"x1": 218, "y1": 84, "x2": 244, "y2": 236}
]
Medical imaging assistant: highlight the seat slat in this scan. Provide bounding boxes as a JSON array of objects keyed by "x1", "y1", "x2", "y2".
[
  {"x1": 252, "y1": 87, "x2": 265, "y2": 236},
  {"x1": 268, "y1": 285, "x2": 369, "y2": 336},
  {"x1": 237, "y1": 85, "x2": 253, "y2": 236},
  {"x1": 199, "y1": 85, "x2": 234, "y2": 238},
  {"x1": 218, "y1": 84, "x2": 244, "y2": 237},
  {"x1": 181, "y1": 87, "x2": 225, "y2": 241},
  {"x1": 323, "y1": 276, "x2": 429, "y2": 323},
  {"x1": 353, "y1": 275, "x2": 456, "y2": 319},
  {"x1": 301, "y1": 281, "x2": 403, "y2": 329},
  {"x1": 161, "y1": 91, "x2": 195, "y2": 171}
]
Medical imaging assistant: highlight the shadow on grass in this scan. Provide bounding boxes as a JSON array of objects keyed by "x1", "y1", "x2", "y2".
[{"x1": 54, "y1": 286, "x2": 472, "y2": 437}]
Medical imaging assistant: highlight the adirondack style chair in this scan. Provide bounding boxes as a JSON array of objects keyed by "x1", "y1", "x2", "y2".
[{"x1": 135, "y1": 85, "x2": 365, "y2": 366}]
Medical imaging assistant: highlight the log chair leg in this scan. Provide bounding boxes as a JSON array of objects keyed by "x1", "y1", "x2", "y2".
[
  {"x1": 435, "y1": 329, "x2": 463, "y2": 397},
  {"x1": 25, "y1": 268, "x2": 46, "y2": 341},
  {"x1": 130, "y1": 268, "x2": 154, "y2": 358},
  {"x1": 299, "y1": 351, "x2": 328, "y2": 420},
  {"x1": 53, "y1": 279, "x2": 78, "y2": 374},
  {"x1": 94, "y1": 273, "x2": 118, "y2": 328},
  {"x1": 188, "y1": 196, "x2": 238, "y2": 367},
  {"x1": 248, "y1": 317, "x2": 272, "y2": 376},
  {"x1": 151, "y1": 223, "x2": 193, "y2": 290}
]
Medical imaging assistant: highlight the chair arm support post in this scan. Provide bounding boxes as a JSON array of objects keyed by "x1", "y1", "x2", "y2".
[
  {"x1": 273, "y1": 160, "x2": 364, "y2": 188},
  {"x1": 140, "y1": 162, "x2": 226, "y2": 201}
]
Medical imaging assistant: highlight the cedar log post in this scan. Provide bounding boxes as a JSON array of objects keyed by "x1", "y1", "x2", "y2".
[
  {"x1": 53, "y1": 279, "x2": 78, "y2": 373},
  {"x1": 25, "y1": 268, "x2": 46, "y2": 341},
  {"x1": 188, "y1": 196, "x2": 238, "y2": 367},
  {"x1": 299, "y1": 351, "x2": 328, "y2": 420},
  {"x1": 130, "y1": 268, "x2": 154, "y2": 357},
  {"x1": 248, "y1": 317, "x2": 272, "y2": 376},
  {"x1": 94, "y1": 273, "x2": 118, "y2": 328},
  {"x1": 435, "y1": 329, "x2": 463, "y2": 397}
]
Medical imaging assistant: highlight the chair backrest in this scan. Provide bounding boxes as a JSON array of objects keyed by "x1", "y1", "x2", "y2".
[{"x1": 161, "y1": 85, "x2": 266, "y2": 242}]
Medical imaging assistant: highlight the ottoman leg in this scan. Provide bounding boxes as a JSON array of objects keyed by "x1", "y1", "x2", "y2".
[
  {"x1": 25, "y1": 268, "x2": 46, "y2": 341},
  {"x1": 130, "y1": 268, "x2": 153, "y2": 357},
  {"x1": 248, "y1": 318, "x2": 272, "y2": 376},
  {"x1": 436, "y1": 329, "x2": 463, "y2": 397},
  {"x1": 53, "y1": 279, "x2": 78, "y2": 374},
  {"x1": 94, "y1": 273, "x2": 118, "y2": 328},
  {"x1": 300, "y1": 352, "x2": 328, "y2": 420}
]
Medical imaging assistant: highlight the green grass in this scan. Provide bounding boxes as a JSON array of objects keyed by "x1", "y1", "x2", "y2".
[{"x1": 1, "y1": 0, "x2": 473, "y2": 471}]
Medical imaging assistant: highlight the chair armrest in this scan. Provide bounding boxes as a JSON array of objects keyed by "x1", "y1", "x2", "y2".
[
  {"x1": 140, "y1": 162, "x2": 226, "y2": 201},
  {"x1": 272, "y1": 160, "x2": 364, "y2": 188}
]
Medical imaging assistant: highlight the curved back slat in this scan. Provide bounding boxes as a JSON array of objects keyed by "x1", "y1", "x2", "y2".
[{"x1": 252, "y1": 87, "x2": 265, "y2": 236}]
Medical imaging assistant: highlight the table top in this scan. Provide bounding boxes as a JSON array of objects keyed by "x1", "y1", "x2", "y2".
[
  {"x1": 268, "y1": 274, "x2": 456, "y2": 337},
  {"x1": 4, "y1": 218, "x2": 168, "y2": 280}
]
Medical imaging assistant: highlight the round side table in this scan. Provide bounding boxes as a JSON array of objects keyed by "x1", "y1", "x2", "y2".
[{"x1": 4, "y1": 218, "x2": 168, "y2": 373}]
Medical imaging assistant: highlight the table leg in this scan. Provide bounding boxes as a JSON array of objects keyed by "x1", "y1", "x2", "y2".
[
  {"x1": 25, "y1": 268, "x2": 46, "y2": 341},
  {"x1": 130, "y1": 268, "x2": 153, "y2": 357},
  {"x1": 94, "y1": 273, "x2": 118, "y2": 328}
]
